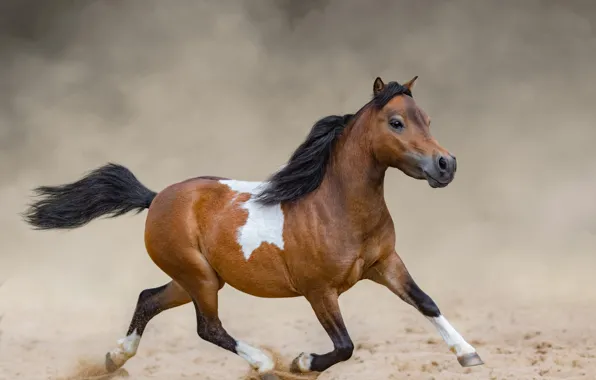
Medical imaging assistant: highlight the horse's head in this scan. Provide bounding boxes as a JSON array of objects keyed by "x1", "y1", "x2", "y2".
[{"x1": 367, "y1": 76, "x2": 456, "y2": 188}]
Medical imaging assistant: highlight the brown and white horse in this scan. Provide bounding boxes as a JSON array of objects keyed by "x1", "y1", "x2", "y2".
[{"x1": 23, "y1": 76, "x2": 483, "y2": 379}]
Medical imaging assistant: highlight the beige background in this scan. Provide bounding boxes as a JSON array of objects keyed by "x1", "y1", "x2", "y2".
[{"x1": 1, "y1": 1, "x2": 595, "y2": 379}]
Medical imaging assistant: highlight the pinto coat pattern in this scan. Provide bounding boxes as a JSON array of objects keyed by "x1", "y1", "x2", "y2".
[{"x1": 23, "y1": 77, "x2": 482, "y2": 379}]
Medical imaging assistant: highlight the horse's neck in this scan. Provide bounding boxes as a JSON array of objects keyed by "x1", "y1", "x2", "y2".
[{"x1": 320, "y1": 119, "x2": 390, "y2": 228}]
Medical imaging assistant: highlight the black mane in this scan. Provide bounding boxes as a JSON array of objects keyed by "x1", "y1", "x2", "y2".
[
  {"x1": 255, "y1": 81, "x2": 411, "y2": 205},
  {"x1": 255, "y1": 114, "x2": 353, "y2": 205}
]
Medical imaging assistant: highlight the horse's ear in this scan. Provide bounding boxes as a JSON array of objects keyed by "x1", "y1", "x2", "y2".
[
  {"x1": 373, "y1": 77, "x2": 385, "y2": 96},
  {"x1": 403, "y1": 76, "x2": 419, "y2": 92}
]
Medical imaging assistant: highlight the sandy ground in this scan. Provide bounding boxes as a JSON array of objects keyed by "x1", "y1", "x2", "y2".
[
  {"x1": 1, "y1": 1, "x2": 596, "y2": 380},
  {"x1": 2, "y1": 239, "x2": 596, "y2": 380},
  {"x1": 2, "y1": 288, "x2": 596, "y2": 380}
]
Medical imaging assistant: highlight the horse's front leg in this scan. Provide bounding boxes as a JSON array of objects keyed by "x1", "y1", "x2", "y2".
[
  {"x1": 365, "y1": 251, "x2": 484, "y2": 367},
  {"x1": 290, "y1": 290, "x2": 354, "y2": 374}
]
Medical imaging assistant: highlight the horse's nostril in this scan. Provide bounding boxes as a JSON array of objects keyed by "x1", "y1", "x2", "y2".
[{"x1": 438, "y1": 156, "x2": 447, "y2": 171}]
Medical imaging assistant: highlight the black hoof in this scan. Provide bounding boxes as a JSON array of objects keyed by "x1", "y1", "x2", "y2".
[
  {"x1": 457, "y1": 352, "x2": 484, "y2": 367},
  {"x1": 105, "y1": 353, "x2": 118, "y2": 373}
]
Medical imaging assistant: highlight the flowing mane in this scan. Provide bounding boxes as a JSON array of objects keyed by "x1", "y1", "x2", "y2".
[
  {"x1": 255, "y1": 80, "x2": 413, "y2": 205},
  {"x1": 254, "y1": 113, "x2": 353, "y2": 205}
]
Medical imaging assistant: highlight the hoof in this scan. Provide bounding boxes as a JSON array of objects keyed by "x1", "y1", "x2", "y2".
[
  {"x1": 289, "y1": 356, "x2": 301, "y2": 373},
  {"x1": 290, "y1": 352, "x2": 311, "y2": 373},
  {"x1": 104, "y1": 353, "x2": 119, "y2": 373},
  {"x1": 457, "y1": 352, "x2": 484, "y2": 367},
  {"x1": 290, "y1": 352, "x2": 312, "y2": 373},
  {"x1": 260, "y1": 373, "x2": 281, "y2": 380}
]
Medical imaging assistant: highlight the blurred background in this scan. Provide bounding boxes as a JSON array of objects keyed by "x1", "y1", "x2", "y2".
[{"x1": 0, "y1": 1, "x2": 595, "y2": 379}]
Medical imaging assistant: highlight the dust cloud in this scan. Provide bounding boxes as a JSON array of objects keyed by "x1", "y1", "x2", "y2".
[{"x1": 1, "y1": 1, "x2": 595, "y2": 379}]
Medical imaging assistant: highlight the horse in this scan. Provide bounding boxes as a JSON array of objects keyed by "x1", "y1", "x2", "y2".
[{"x1": 23, "y1": 76, "x2": 484, "y2": 379}]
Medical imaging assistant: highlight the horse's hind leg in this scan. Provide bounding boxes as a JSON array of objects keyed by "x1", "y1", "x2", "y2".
[
  {"x1": 171, "y1": 249, "x2": 277, "y2": 379},
  {"x1": 290, "y1": 290, "x2": 354, "y2": 374},
  {"x1": 105, "y1": 280, "x2": 191, "y2": 372},
  {"x1": 364, "y1": 251, "x2": 483, "y2": 367}
]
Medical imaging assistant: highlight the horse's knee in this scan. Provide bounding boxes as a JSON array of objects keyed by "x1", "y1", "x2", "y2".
[
  {"x1": 336, "y1": 342, "x2": 354, "y2": 362},
  {"x1": 407, "y1": 282, "x2": 440, "y2": 317},
  {"x1": 411, "y1": 291, "x2": 440, "y2": 317},
  {"x1": 418, "y1": 297, "x2": 440, "y2": 317}
]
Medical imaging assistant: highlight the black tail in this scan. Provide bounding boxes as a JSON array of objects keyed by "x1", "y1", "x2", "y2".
[{"x1": 22, "y1": 163, "x2": 157, "y2": 230}]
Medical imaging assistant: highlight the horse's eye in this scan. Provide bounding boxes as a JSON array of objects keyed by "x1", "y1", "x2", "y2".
[{"x1": 389, "y1": 119, "x2": 405, "y2": 132}]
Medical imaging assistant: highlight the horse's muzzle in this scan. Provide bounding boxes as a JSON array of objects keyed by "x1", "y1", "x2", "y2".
[{"x1": 421, "y1": 153, "x2": 457, "y2": 188}]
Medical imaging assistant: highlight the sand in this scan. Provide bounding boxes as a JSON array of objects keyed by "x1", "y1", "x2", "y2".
[
  {"x1": 1, "y1": 1, "x2": 596, "y2": 379},
  {"x1": 1, "y1": 270, "x2": 596, "y2": 380}
]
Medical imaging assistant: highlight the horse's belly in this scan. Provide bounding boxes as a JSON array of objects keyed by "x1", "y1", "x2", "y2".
[{"x1": 202, "y1": 238, "x2": 299, "y2": 298}]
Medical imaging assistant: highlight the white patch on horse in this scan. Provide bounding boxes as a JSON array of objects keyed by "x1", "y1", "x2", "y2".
[
  {"x1": 427, "y1": 315, "x2": 477, "y2": 357},
  {"x1": 220, "y1": 180, "x2": 285, "y2": 260},
  {"x1": 107, "y1": 329, "x2": 141, "y2": 369},
  {"x1": 236, "y1": 340, "x2": 275, "y2": 373}
]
